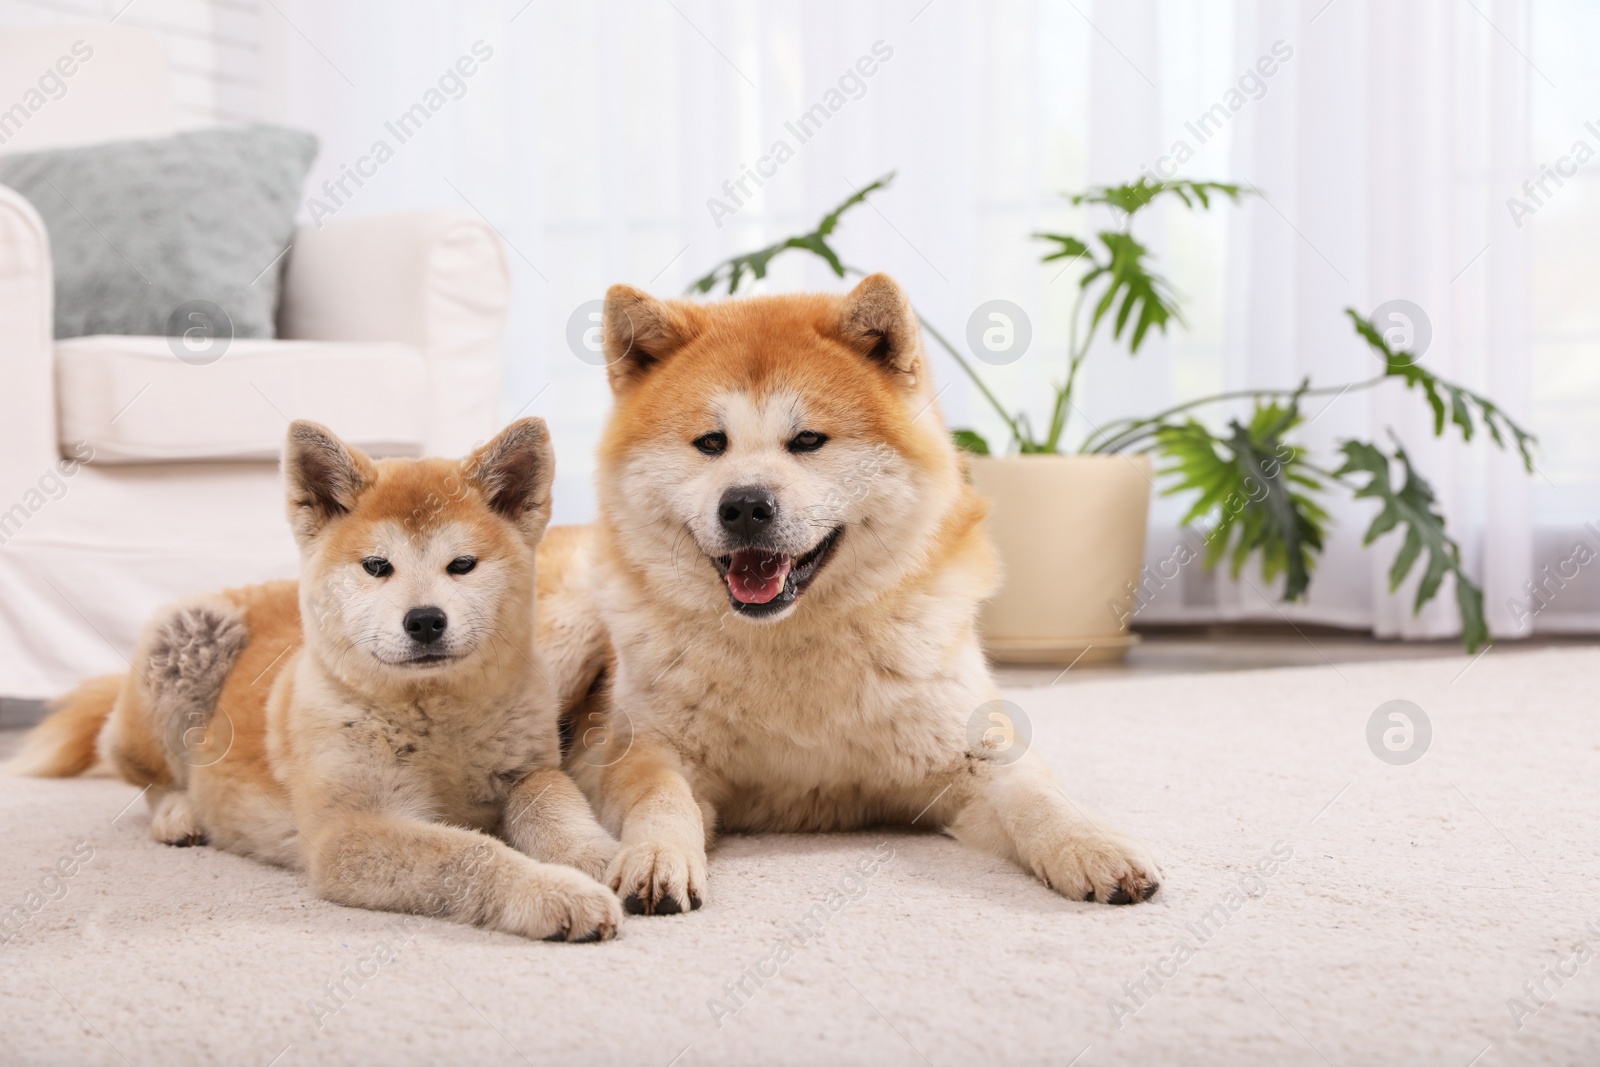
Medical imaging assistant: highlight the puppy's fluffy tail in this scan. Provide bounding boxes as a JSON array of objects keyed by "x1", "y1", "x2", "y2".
[{"x1": 6, "y1": 674, "x2": 120, "y2": 777}]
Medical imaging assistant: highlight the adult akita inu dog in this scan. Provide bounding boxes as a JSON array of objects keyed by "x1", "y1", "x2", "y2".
[
  {"x1": 544, "y1": 273, "x2": 1160, "y2": 914},
  {"x1": 14, "y1": 419, "x2": 623, "y2": 942}
]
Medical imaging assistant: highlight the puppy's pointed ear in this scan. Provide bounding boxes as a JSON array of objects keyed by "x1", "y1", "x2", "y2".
[
  {"x1": 467, "y1": 418, "x2": 554, "y2": 540},
  {"x1": 603, "y1": 284, "x2": 697, "y2": 394},
  {"x1": 284, "y1": 421, "x2": 376, "y2": 542},
  {"x1": 835, "y1": 273, "x2": 923, "y2": 386}
]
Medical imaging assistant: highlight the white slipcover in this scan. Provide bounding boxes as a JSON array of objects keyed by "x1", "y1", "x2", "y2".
[
  {"x1": 0, "y1": 27, "x2": 508, "y2": 697},
  {"x1": 56, "y1": 337, "x2": 428, "y2": 464}
]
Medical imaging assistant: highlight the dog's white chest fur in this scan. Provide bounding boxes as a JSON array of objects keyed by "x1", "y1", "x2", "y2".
[
  {"x1": 295, "y1": 670, "x2": 557, "y2": 832},
  {"x1": 608, "y1": 596, "x2": 992, "y2": 832}
]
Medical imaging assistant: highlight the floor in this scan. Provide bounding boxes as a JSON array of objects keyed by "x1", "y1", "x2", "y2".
[
  {"x1": 4, "y1": 644, "x2": 1597, "y2": 1064},
  {"x1": 996, "y1": 625, "x2": 1593, "y2": 687}
]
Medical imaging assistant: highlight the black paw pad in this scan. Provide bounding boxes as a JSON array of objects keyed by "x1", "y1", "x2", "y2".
[
  {"x1": 542, "y1": 928, "x2": 570, "y2": 942},
  {"x1": 1082, "y1": 890, "x2": 1096, "y2": 902},
  {"x1": 1106, "y1": 886, "x2": 1135, "y2": 905},
  {"x1": 689, "y1": 894, "x2": 703, "y2": 911},
  {"x1": 623, "y1": 893, "x2": 648, "y2": 915},
  {"x1": 654, "y1": 894, "x2": 683, "y2": 915},
  {"x1": 168, "y1": 833, "x2": 206, "y2": 848},
  {"x1": 569, "y1": 928, "x2": 606, "y2": 943}
]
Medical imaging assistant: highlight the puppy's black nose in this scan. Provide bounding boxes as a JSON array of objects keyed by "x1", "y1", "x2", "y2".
[
  {"x1": 719, "y1": 486, "x2": 777, "y2": 541},
  {"x1": 403, "y1": 607, "x2": 448, "y2": 645}
]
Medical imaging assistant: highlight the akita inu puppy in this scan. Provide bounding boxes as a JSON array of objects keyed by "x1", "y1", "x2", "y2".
[
  {"x1": 543, "y1": 273, "x2": 1161, "y2": 915},
  {"x1": 14, "y1": 420, "x2": 623, "y2": 942}
]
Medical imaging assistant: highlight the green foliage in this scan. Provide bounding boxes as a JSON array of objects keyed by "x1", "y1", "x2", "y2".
[
  {"x1": 1345, "y1": 309, "x2": 1537, "y2": 471},
  {"x1": 1155, "y1": 401, "x2": 1330, "y2": 601},
  {"x1": 1034, "y1": 182, "x2": 1241, "y2": 362},
  {"x1": 678, "y1": 172, "x2": 1534, "y2": 651},
  {"x1": 1037, "y1": 228, "x2": 1181, "y2": 355},
  {"x1": 1037, "y1": 234, "x2": 1091, "y2": 262},
  {"x1": 951, "y1": 429, "x2": 991, "y2": 455},
  {"x1": 1335, "y1": 439, "x2": 1489, "y2": 652},
  {"x1": 687, "y1": 174, "x2": 894, "y2": 295},
  {"x1": 1070, "y1": 178, "x2": 1245, "y2": 217},
  {"x1": 1086, "y1": 231, "x2": 1182, "y2": 354}
]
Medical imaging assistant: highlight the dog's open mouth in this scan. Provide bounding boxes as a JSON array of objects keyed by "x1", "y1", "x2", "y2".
[
  {"x1": 713, "y1": 526, "x2": 843, "y2": 617},
  {"x1": 386, "y1": 652, "x2": 458, "y2": 668}
]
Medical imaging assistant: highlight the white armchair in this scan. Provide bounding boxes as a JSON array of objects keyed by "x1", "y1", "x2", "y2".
[{"x1": 0, "y1": 26, "x2": 509, "y2": 697}]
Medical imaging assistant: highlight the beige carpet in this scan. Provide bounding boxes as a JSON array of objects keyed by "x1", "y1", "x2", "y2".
[{"x1": 2, "y1": 647, "x2": 1597, "y2": 1066}]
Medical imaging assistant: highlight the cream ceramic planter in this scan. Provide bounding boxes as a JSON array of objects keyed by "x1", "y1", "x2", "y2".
[{"x1": 968, "y1": 453, "x2": 1153, "y2": 665}]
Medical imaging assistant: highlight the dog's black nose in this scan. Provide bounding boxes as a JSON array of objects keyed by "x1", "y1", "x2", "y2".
[
  {"x1": 403, "y1": 607, "x2": 448, "y2": 645},
  {"x1": 719, "y1": 486, "x2": 777, "y2": 541}
]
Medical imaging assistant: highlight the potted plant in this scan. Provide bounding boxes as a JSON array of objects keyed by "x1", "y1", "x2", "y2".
[{"x1": 688, "y1": 175, "x2": 1534, "y2": 660}]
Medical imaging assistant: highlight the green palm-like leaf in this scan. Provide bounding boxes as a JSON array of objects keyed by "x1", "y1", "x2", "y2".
[
  {"x1": 1070, "y1": 178, "x2": 1245, "y2": 219},
  {"x1": 1084, "y1": 231, "x2": 1183, "y2": 353},
  {"x1": 688, "y1": 174, "x2": 894, "y2": 295},
  {"x1": 1345, "y1": 309, "x2": 1537, "y2": 471},
  {"x1": 1036, "y1": 234, "x2": 1092, "y2": 263},
  {"x1": 1334, "y1": 438, "x2": 1489, "y2": 652},
  {"x1": 1155, "y1": 401, "x2": 1330, "y2": 600}
]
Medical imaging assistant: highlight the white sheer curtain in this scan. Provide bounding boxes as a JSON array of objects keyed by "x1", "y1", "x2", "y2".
[
  {"x1": 241, "y1": 0, "x2": 1592, "y2": 641},
  {"x1": 1166, "y1": 0, "x2": 1539, "y2": 640}
]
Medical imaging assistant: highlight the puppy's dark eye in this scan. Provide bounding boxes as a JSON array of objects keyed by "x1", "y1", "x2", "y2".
[
  {"x1": 447, "y1": 556, "x2": 477, "y2": 575},
  {"x1": 789, "y1": 431, "x2": 827, "y2": 453},
  {"x1": 694, "y1": 432, "x2": 728, "y2": 456},
  {"x1": 362, "y1": 557, "x2": 392, "y2": 578}
]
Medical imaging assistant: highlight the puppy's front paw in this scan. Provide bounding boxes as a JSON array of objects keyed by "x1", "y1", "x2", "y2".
[
  {"x1": 150, "y1": 791, "x2": 207, "y2": 848},
  {"x1": 1036, "y1": 828, "x2": 1161, "y2": 905},
  {"x1": 606, "y1": 839, "x2": 706, "y2": 916},
  {"x1": 503, "y1": 865, "x2": 623, "y2": 943}
]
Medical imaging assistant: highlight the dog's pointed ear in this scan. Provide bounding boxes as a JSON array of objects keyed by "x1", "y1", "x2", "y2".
[
  {"x1": 603, "y1": 284, "x2": 697, "y2": 394},
  {"x1": 284, "y1": 421, "x2": 376, "y2": 542},
  {"x1": 467, "y1": 418, "x2": 554, "y2": 539},
  {"x1": 835, "y1": 273, "x2": 923, "y2": 386}
]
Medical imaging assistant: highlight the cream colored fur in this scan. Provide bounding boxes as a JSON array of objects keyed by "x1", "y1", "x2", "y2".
[
  {"x1": 551, "y1": 274, "x2": 1161, "y2": 915},
  {"x1": 25, "y1": 420, "x2": 623, "y2": 942}
]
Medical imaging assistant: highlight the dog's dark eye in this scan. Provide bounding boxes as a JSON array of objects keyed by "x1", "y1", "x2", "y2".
[
  {"x1": 694, "y1": 432, "x2": 728, "y2": 456},
  {"x1": 447, "y1": 556, "x2": 477, "y2": 575},
  {"x1": 789, "y1": 431, "x2": 828, "y2": 453},
  {"x1": 362, "y1": 557, "x2": 393, "y2": 578}
]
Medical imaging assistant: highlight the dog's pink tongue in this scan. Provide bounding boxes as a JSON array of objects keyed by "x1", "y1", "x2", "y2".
[{"x1": 726, "y1": 550, "x2": 792, "y2": 604}]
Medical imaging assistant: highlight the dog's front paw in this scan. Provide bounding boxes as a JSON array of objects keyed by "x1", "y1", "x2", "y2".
[
  {"x1": 502, "y1": 865, "x2": 623, "y2": 942},
  {"x1": 606, "y1": 839, "x2": 706, "y2": 916},
  {"x1": 149, "y1": 791, "x2": 207, "y2": 848},
  {"x1": 1036, "y1": 828, "x2": 1161, "y2": 905}
]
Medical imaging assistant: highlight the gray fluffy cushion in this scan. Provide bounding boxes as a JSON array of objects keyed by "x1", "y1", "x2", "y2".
[{"x1": 0, "y1": 124, "x2": 317, "y2": 339}]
